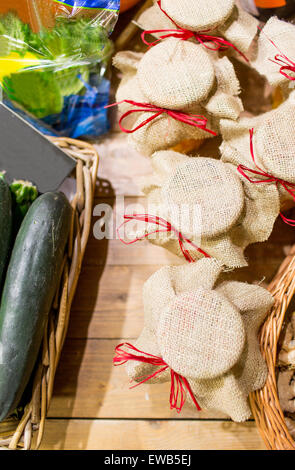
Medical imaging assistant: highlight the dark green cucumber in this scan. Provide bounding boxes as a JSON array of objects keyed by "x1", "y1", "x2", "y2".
[
  {"x1": 0, "y1": 192, "x2": 72, "y2": 422},
  {"x1": 0, "y1": 173, "x2": 12, "y2": 287}
]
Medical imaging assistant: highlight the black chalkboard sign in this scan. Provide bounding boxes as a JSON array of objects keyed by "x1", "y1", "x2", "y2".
[{"x1": 0, "y1": 103, "x2": 76, "y2": 193}]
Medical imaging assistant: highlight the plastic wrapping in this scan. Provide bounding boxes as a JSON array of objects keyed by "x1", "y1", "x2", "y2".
[{"x1": 0, "y1": 1, "x2": 119, "y2": 138}]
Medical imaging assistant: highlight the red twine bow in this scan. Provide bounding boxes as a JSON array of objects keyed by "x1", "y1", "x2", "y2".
[
  {"x1": 141, "y1": 0, "x2": 249, "y2": 62},
  {"x1": 114, "y1": 343, "x2": 201, "y2": 413},
  {"x1": 105, "y1": 100, "x2": 216, "y2": 136},
  {"x1": 237, "y1": 129, "x2": 295, "y2": 226},
  {"x1": 117, "y1": 213, "x2": 211, "y2": 262},
  {"x1": 258, "y1": 26, "x2": 295, "y2": 81},
  {"x1": 270, "y1": 54, "x2": 295, "y2": 81}
]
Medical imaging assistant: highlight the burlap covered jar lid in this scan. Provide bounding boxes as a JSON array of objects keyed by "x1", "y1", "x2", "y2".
[
  {"x1": 138, "y1": 0, "x2": 258, "y2": 54},
  {"x1": 220, "y1": 93, "x2": 295, "y2": 186},
  {"x1": 256, "y1": 111, "x2": 295, "y2": 183},
  {"x1": 189, "y1": 277, "x2": 274, "y2": 422},
  {"x1": 137, "y1": 38, "x2": 215, "y2": 110},
  {"x1": 161, "y1": 156, "x2": 244, "y2": 238},
  {"x1": 158, "y1": 287, "x2": 245, "y2": 379},
  {"x1": 138, "y1": 150, "x2": 278, "y2": 268},
  {"x1": 252, "y1": 17, "x2": 295, "y2": 89},
  {"x1": 121, "y1": 259, "x2": 273, "y2": 421},
  {"x1": 113, "y1": 46, "x2": 242, "y2": 156},
  {"x1": 160, "y1": 0, "x2": 235, "y2": 31},
  {"x1": 129, "y1": 52, "x2": 242, "y2": 156}
]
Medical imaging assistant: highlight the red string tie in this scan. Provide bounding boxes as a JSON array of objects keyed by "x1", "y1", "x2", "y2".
[
  {"x1": 269, "y1": 53, "x2": 295, "y2": 81},
  {"x1": 105, "y1": 100, "x2": 217, "y2": 136},
  {"x1": 114, "y1": 343, "x2": 201, "y2": 413},
  {"x1": 141, "y1": 0, "x2": 249, "y2": 62},
  {"x1": 237, "y1": 128, "x2": 295, "y2": 226},
  {"x1": 117, "y1": 213, "x2": 211, "y2": 262}
]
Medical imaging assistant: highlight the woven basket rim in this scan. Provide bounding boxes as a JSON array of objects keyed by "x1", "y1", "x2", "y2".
[{"x1": 249, "y1": 243, "x2": 295, "y2": 450}]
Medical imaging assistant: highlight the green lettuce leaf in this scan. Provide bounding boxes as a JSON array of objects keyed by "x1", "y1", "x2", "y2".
[
  {"x1": 3, "y1": 70, "x2": 64, "y2": 118},
  {"x1": 0, "y1": 13, "x2": 113, "y2": 118}
]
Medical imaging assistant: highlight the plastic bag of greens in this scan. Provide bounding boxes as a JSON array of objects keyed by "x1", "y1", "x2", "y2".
[{"x1": 0, "y1": 1, "x2": 119, "y2": 138}]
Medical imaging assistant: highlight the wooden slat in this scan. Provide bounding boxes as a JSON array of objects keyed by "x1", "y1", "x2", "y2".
[
  {"x1": 48, "y1": 339, "x2": 226, "y2": 420},
  {"x1": 84, "y1": 236, "x2": 182, "y2": 266},
  {"x1": 40, "y1": 419, "x2": 266, "y2": 450},
  {"x1": 69, "y1": 265, "x2": 155, "y2": 339}
]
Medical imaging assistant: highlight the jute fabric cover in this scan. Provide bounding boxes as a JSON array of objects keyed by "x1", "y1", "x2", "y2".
[
  {"x1": 138, "y1": 0, "x2": 258, "y2": 54},
  {"x1": 220, "y1": 92, "x2": 295, "y2": 206},
  {"x1": 113, "y1": 39, "x2": 243, "y2": 156},
  {"x1": 126, "y1": 259, "x2": 273, "y2": 421},
  {"x1": 134, "y1": 150, "x2": 279, "y2": 268},
  {"x1": 252, "y1": 17, "x2": 295, "y2": 93}
]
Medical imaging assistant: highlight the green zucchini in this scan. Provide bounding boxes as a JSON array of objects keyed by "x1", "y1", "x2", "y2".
[
  {"x1": 0, "y1": 173, "x2": 12, "y2": 288},
  {"x1": 0, "y1": 192, "x2": 72, "y2": 422}
]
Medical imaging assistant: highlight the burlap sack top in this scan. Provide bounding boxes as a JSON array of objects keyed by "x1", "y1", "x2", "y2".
[
  {"x1": 158, "y1": 288, "x2": 245, "y2": 379},
  {"x1": 162, "y1": 156, "x2": 244, "y2": 237},
  {"x1": 220, "y1": 92, "x2": 295, "y2": 204},
  {"x1": 190, "y1": 279, "x2": 273, "y2": 421},
  {"x1": 136, "y1": 38, "x2": 241, "y2": 112},
  {"x1": 252, "y1": 17, "x2": 295, "y2": 90},
  {"x1": 136, "y1": 150, "x2": 279, "y2": 268},
  {"x1": 125, "y1": 259, "x2": 273, "y2": 421},
  {"x1": 113, "y1": 41, "x2": 243, "y2": 156},
  {"x1": 113, "y1": 48, "x2": 216, "y2": 153},
  {"x1": 138, "y1": 1, "x2": 258, "y2": 54},
  {"x1": 161, "y1": 0, "x2": 234, "y2": 31},
  {"x1": 137, "y1": 39, "x2": 215, "y2": 109}
]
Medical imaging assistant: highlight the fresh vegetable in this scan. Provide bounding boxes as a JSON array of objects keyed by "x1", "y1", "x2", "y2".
[
  {"x1": 0, "y1": 192, "x2": 72, "y2": 422},
  {"x1": 0, "y1": 173, "x2": 12, "y2": 287},
  {"x1": 0, "y1": 13, "x2": 113, "y2": 118},
  {"x1": 10, "y1": 180, "x2": 38, "y2": 216},
  {"x1": 0, "y1": 13, "x2": 30, "y2": 56},
  {"x1": 9, "y1": 180, "x2": 38, "y2": 236},
  {"x1": 3, "y1": 70, "x2": 65, "y2": 118},
  {"x1": 34, "y1": 17, "x2": 111, "y2": 60},
  {"x1": 0, "y1": 12, "x2": 111, "y2": 60}
]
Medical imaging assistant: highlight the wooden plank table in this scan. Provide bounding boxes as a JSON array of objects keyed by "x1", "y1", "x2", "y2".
[{"x1": 39, "y1": 131, "x2": 295, "y2": 450}]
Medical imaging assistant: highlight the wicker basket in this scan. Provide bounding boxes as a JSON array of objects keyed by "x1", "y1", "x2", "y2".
[
  {"x1": 0, "y1": 137, "x2": 99, "y2": 450},
  {"x1": 249, "y1": 244, "x2": 295, "y2": 450}
]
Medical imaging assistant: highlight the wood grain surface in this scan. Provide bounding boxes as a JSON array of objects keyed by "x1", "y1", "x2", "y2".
[{"x1": 40, "y1": 419, "x2": 265, "y2": 450}]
